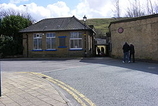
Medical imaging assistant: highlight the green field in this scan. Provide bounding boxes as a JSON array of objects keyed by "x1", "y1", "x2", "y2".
[
  {"x1": 86, "y1": 18, "x2": 116, "y2": 37},
  {"x1": 85, "y1": 18, "x2": 128, "y2": 37}
]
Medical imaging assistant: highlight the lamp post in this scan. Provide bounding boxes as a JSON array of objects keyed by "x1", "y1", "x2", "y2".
[
  {"x1": 83, "y1": 15, "x2": 87, "y2": 22},
  {"x1": 83, "y1": 15, "x2": 87, "y2": 57},
  {"x1": 23, "y1": 5, "x2": 27, "y2": 11},
  {"x1": 23, "y1": 5, "x2": 28, "y2": 16}
]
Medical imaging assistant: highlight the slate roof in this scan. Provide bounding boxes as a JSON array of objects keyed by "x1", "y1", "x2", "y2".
[{"x1": 20, "y1": 16, "x2": 93, "y2": 33}]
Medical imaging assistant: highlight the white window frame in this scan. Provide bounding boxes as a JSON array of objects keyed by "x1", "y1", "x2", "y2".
[
  {"x1": 46, "y1": 33, "x2": 56, "y2": 50},
  {"x1": 33, "y1": 33, "x2": 42, "y2": 50},
  {"x1": 70, "y1": 32, "x2": 82, "y2": 50}
]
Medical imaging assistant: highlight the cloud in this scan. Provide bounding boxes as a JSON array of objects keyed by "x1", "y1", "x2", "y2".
[
  {"x1": 71, "y1": 0, "x2": 114, "y2": 18},
  {"x1": 46, "y1": 1, "x2": 71, "y2": 17},
  {"x1": 85, "y1": 0, "x2": 111, "y2": 9},
  {"x1": 0, "y1": 1, "x2": 72, "y2": 21},
  {"x1": 29, "y1": 1, "x2": 71, "y2": 20},
  {"x1": 0, "y1": 0, "x2": 120, "y2": 21},
  {"x1": 0, "y1": 0, "x2": 115, "y2": 21},
  {"x1": 26, "y1": 3, "x2": 50, "y2": 21},
  {"x1": 9, "y1": 0, "x2": 29, "y2": 4},
  {"x1": 1, "y1": 0, "x2": 157, "y2": 22}
]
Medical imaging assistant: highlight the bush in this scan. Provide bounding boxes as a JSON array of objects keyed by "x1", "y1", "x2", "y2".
[{"x1": 0, "y1": 36, "x2": 23, "y2": 57}]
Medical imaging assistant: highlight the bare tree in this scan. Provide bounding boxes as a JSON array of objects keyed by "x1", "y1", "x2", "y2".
[
  {"x1": 153, "y1": 1, "x2": 158, "y2": 14},
  {"x1": 146, "y1": 0, "x2": 154, "y2": 14},
  {"x1": 125, "y1": 0, "x2": 145, "y2": 17},
  {"x1": 112, "y1": 0, "x2": 158, "y2": 18},
  {"x1": 115, "y1": 0, "x2": 120, "y2": 18},
  {"x1": 155, "y1": 5, "x2": 158, "y2": 13},
  {"x1": 112, "y1": 0, "x2": 121, "y2": 18},
  {"x1": 0, "y1": 9, "x2": 35, "y2": 23}
]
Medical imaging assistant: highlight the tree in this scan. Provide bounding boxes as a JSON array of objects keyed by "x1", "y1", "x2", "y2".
[
  {"x1": 0, "y1": 9, "x2": 35, "y2": 23},
  {"x1": 153, "y1": 1, "x2": 158, "y2": 13},
  {"x1": 112, "y1": 0, "x2": 121, "y2": 18},
  {"x1": 0, "y1": 15, "x2": 31, "y2": 38},
  {"x1": 113, "y1": 0, "x2": 158, "y2": 18},
  {"x1": 95, "y1": 29, "x2": 106, "y2": 38},
  {"x1": 125, "y1": 0, "x2": 145, "y2": 17},
  {"x1": 0, "y1": 36, "x2": 18, "y2": 57},
  {"x1": 146, "y1": 0, "x2": 154, "y2": 14},
  {"x1": 0, "y1": 15, "x2": 32, "y2": 57},
  {"x1": 155, "y1": 5, "x2": 158, "y2": 13}
]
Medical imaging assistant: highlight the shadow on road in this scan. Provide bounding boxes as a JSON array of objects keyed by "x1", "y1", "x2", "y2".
[
  {"x1": 80, "y1": 57, "x2": 158, "y2": 75},
  {"x1": 1, "y1": 57, "x2": 158, "y2": 75},
  {"x1": 0, "y1": 58, "x2": 78, "y2": 61}
]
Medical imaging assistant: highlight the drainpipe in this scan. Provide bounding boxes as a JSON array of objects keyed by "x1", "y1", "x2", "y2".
[
  {"x1": 83, "y1": 15, "x2": 87, "y2": 57},
  {"x1": 26, "y1": 34, "x2": 29, "y2": 57}
]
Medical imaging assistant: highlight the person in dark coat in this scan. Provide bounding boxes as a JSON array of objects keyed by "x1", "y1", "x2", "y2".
[
  {"x1": 129, "y1": 43, "x2": 135, "y2": 63},
  {"x1": 122, "y1": 42, "x2": 130, "y2": 63},
  {"x1": 101, "y1": 47, "x2": 105, "y2": 56},
  {"x1": 97, "y1": 47, "x2": 101, "y2": 56}
]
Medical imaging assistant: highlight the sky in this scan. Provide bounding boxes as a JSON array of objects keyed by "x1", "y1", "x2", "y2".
[{"x1": 0, "y1": 0, "x2": 158, "y2": 22}]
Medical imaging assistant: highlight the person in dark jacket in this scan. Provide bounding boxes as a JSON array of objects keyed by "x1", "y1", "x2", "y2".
[
  {"x1": 122, "y1": 42, "x2": 130, "y2": 63},
  {"x1": 97, "y1": 47, "x2": 101, "y2": 56},
  {"x1": 129, "y1": 43, "x2": 135, "y2": 63}
]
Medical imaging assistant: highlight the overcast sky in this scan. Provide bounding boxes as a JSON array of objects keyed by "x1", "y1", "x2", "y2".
[{"x1": 1, "y1": 0, "x2": 158, "y2": 21}]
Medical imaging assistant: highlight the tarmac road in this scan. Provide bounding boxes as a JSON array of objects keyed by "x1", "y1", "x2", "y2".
[
  {"x1": 1, "y1": 57, "x2": 158, "y2": 106},
  {"x1": 1, "y1": 58, "x2": 90, "y2": 72}
]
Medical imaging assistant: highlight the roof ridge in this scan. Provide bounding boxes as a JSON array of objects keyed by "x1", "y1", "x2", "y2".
[
  {"x1": 42, "y1": 16, "x2": 72, "y2": 20},
  {"x1": 72, "y1": 16, "x2": 92, "y2": 30},
  {"x1": 20, "y1": 16, "x2": 95, "y2": 33},
  {"x1": 20, "y1": 18, "x2": 44, "y2": 32},
  {"x1": 64, "y1": 16, "x2": 76, "y2": 28}
]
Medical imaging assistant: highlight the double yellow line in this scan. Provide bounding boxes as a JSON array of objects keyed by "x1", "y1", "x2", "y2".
[{"x1": 28, "y1": 72, "x2": 96, "y2": 106}]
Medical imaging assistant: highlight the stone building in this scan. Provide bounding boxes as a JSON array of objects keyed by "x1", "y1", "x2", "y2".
[
  {"x1": 108, "y1": 14, "x2": 158, "y2": 61},
  {"x1": 20, "y1": 16, "x2": 96, "y2": 58}
]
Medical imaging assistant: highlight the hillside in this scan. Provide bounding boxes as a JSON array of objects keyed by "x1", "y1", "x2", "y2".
[{"x1": 86, "y1": 18, "x2": 116, "y2": 37}]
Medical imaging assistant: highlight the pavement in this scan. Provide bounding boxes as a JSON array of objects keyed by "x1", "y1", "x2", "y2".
[{"x1": 0, "y1": 72, "x2": 69, "y2": 106}]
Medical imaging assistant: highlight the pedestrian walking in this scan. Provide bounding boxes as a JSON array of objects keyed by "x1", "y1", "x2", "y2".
[
  {"x1": 97, "y1": 47, "x2": 101, "y2": 56},
  {"x1": 101, "y1": 47, "x2": 105, "y2": 56},
  {"x1": 129, "y1": 43, "x2": 135, "y2": 63},
  {"x1": 122, "y1": 42, "x2": 130, "y2": 63}
]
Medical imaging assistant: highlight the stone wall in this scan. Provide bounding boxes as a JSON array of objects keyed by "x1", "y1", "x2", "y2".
[{"x1": 109, "y1": 15, "x2": 158, "y2": 61}]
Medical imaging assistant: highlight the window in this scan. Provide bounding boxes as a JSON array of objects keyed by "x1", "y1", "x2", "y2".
[
  {"x1": 70, "y1": 32, "x2": 82, "y2": 50},
  {"x1": 58, "y1": 36, "x2": 67, "y2": 48},
  {"x1": 46, "y1": 33, "x2": 56, "y2": 50},
  {"x1": 33, "y1": 33, "x2": 42, "y2": 50}
]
